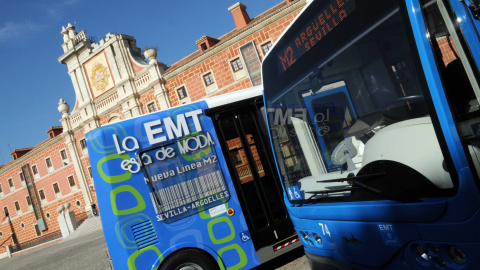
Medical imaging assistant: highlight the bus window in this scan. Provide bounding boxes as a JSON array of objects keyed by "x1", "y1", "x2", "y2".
[
  {"x1": 302, "y1": 82, "x2": 357, "y2": 172},
  {"x1": 262, "y1": 0, "x2": 480, "y2": 268},
  {"x1": 264, "y1": 0, "x2": 455, "y2": 204},
  {"x1": 422, "y1": 0, "x2": 480, "y2": 178},
  {"x1": 141, "y1": 133, "x2": 229, "y2": 224},
  {"x1": 212, "y1": 105, "x2": 295, "y2": 251}
]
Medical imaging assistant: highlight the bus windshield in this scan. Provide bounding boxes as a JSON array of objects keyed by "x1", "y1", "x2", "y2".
[{"x1": 264, "y1": 0, "x2": 456, "y2": 204}]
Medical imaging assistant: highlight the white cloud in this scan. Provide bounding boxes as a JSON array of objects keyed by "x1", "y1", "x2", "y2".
[
  {"x1": 0, "y1": 21, "x2": 43, "y2": 42},
  {"x1": 41, "y1": 0, "x2": 81, "y2": 18},
  {"x1": 0, "y1": 0, "x2": 80, "y2": 43}
]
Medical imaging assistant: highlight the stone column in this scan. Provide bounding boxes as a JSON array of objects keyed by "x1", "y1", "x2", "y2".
[{"x1": 58, "y1": 99, "x2": 94, "y2": 216}]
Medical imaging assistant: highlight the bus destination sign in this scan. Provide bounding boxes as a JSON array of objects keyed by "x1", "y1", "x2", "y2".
[{"x1": 277, "y1": 0, "x2": 356, "y2": 73}]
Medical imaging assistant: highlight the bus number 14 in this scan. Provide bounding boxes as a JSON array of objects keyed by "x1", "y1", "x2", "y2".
[{"x1": 319, "y1": 223, "x2": 331, "y2": 237}]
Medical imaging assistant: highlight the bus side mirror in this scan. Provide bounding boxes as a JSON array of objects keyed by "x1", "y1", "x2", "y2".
[{"x1": 467, "y1": 0, "x2": 480, "y2": 20}]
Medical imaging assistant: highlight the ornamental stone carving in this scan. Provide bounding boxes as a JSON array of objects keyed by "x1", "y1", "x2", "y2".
[{"x1": 58, "y1": 99, "x2": 70, "y2": 117}]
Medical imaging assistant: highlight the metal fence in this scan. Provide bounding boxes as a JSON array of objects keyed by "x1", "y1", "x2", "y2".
[
  {"x1": 9, "y1": 211, "x2": 89, "y2": 254},
  {"x1": 11, "y1": 230, "x2": 62, "y2": 253}
]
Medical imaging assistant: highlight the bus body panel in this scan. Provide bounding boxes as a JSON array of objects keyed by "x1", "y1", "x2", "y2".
[
  {"x1": 87, "y1": 100, "x2": 261, "y2": 270},
  {"x1": 406, "y1": 0, "x2": 480, "y2": 222},
  {"x1": 262, "y1": 0, "x2": 480, "y2": 268}
]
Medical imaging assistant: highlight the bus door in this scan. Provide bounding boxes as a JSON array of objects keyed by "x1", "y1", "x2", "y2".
[
  {"x1": 302, "y1": 81, "x2": 358, "y2": 172},
  {"x1": 207, "y1": 101, "x2": 296, "y2": 252}
]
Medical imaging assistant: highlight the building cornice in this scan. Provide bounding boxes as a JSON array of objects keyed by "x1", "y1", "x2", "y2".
[
  {"x1": 0, "y1": 135, "x2": 65, "y2": 174},
  {"x1": 0, "y1": 1, "x2": 307, "y2": 175},
  {"x1": 163, "y1": 0, "x2": 305, "y2": 80}
]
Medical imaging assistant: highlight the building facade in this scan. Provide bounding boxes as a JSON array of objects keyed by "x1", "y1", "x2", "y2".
[{"x1": 0, "y1": 0, "x2": 305, "y2": 256}]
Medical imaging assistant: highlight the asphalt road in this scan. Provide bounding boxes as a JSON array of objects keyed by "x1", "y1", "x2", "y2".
[
  {"x1": 0, "y1": 229, "x2": 109, "y2": 270},
  {"x1": 0, "y1": 217, "x2": 309, "y2": 270}
]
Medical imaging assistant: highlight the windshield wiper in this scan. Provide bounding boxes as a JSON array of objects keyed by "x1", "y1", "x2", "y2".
[
  {"x1": 306, "y1": 186, "x2": 361, "y2": 199},
  {"x1": 313, "y1": 172, "x2": 422, "y2": 203}
]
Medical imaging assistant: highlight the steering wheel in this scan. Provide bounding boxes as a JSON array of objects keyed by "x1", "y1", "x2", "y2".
[{"x1": 381, "y1": 95, "x2": 425, "y2": 121}]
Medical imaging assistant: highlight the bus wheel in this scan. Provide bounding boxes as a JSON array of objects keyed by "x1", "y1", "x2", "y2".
[{"x1": 160, "y1": 249, "x2": 219, "y2": 270}]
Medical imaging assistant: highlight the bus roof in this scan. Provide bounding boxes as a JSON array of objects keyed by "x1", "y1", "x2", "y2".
[
  {"x1": 204, "y1": 85, "x2": 263, "y2": 108},
  {"x1": 96, "y1": 86, "x2": 263, "y2": 129}
]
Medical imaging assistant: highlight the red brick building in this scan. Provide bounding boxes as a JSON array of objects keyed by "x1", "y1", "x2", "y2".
[{"x1": 0, "y1": 0, "x2": 305, "y2": 257}]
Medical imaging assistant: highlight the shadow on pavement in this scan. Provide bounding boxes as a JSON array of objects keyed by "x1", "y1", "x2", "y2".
[{"x1": 252, "y1": 246, "x2": 307, "y2": 270}]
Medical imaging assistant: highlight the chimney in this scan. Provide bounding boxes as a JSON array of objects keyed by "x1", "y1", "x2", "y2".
[
  {"x1": 228, "y1": 3, "x2": 251, "y2": 30},
  {"x1": 47, "y1": 126, "x2": 63, "y2": 139},
  {"x1": 196, "y1": 36, "x2": 220, "y2": 52},
  {"x1": 11, "y1": 148, "x2": 33, "y2": 161}
]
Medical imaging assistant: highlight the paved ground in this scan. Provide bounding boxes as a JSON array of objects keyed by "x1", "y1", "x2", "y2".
[
  {"x1": 0, "y1": 216, "x2": 309, "y2": 270},
  {"x1": 0, "y1": 217, "x2": 110, "y2": 270},
  {"x1": 259, "y1": 247, "x2": 310, "y2": 270}
]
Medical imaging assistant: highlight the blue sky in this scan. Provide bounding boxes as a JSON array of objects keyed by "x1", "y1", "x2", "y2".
[{"x1": 0, "y1": 0, "x2": 281, "y2": 165}]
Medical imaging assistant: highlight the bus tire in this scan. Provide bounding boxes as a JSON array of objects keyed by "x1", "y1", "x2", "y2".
[{"x1": 159, "y1": 249, "x2": 219, "y2": 270}]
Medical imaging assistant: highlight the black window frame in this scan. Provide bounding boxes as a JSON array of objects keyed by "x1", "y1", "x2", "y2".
[
  {"x1": 80, "y1": 139, "x2": 87, "y2": 150},
  {"x1": 147, "y1": 102, "x2": 157, "y2": 113},
  {"x1": 14, "y1": 201, "x2": 20, "y2": 212},
  {"x1": 68, "y1": 176, "x2": 76, "y2": 187},
  {"x1": 203, "y1": 73, "x2": 215, "y2": 86},
  {"x1": 38, "y1": 189, "x2": 46, "y2": 200},
  {"x1": 230, "y1": 58, "x2": 244, "y2": 72},
  {"x1": 32, "y1": 165, "x2": 38, "y2": 175},
  {"x1": 45, "y1": 157, "x2": 52, "y2": 168},
  {"x1": 261, "y1": 41, "x2": 273, "y2": 55},
  {"x1": 8, "y1": 178, "x2": 14, "y2": 188},
  {"x1": 177, "y1": 86, "x2": 188, "y2": 100},
  {"x1": 53, "y1": 183, "x2": 60, "y2": 194},
  {"x1": 60, "y1": 149, "x2": 68, "y2": 160}
]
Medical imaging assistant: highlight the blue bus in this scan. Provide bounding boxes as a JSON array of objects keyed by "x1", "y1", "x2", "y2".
[
  {"x1": 262, "y1": 0, "x2": 480, "y2": 268},
  {"x1": 86, "y1": 86, "x2": 301, "y2": 270}
]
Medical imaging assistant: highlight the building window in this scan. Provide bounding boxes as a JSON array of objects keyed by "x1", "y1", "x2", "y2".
[
  {"x1": 34, "y1": 224, "x2": 41, "y2": 237},
  {"x1": 45, "y1": 158, "x2": 52, "y2": 168},
  {"x1": 68, "y1": 176, "x2": 76, "y2": 187},
  {"x1": 239, "y1": 41, "x2": 262, "y2": 86},
  {"x1": 3, "y1": 206, "x2": 9, "y2": 218},
  {"x1": 177, "y1": 87, "x2": 188, "y2": 100},
  {"x1": 14, "y1": 201, "x2": 21, "y2": 213},
  {"x1": 53, "y1": 183, "x2": 61, "y2": 198},
  {"x1": 0, "y1": 184, "x2": 3, "y2": 195},
  {"x1": 32, "y1": 165, "x2": 38, "y2": 175},
  {"x1": 19, "y1": 172, "x2": 25, "y2": 186},
  {"x1": 60, "y1": 149, "x2": 68, "y2": 161},
  {"x1": 45, "y1": 157, "x2": 53, "y2": 173},
  {"x1": 230, "y1": 58, "x2": 244, "y2": 72},
  {"x1": 88, "y1": 167, "x2": 93, "y2": 178},
  {"x1": 68, "y1": 176, "x2": 77, "y2": 192},
  {"x1": 203, "y1": 72, "x2": 215, "y2": 86},
  {"x1": 26, "y1": 196, "x2": 32, "y2": 210},
  {"x1": 200, "y1": 43, "x2": 208, "y2": 51},
  {"x1": 261, "y1": 41, "x2": 273, "y2": 55},
  {"x1": 80, "y1": 139, "x2": 87, "y2": 150},
  {"x1": 38, "y1": 189, "x2": 46, "y2": 202},
  {"x1": 147, "y1": 102, "x2": 157, "y2": 113},
  {"x1": 8, "y1": 178, "x2": 14, "y2": 191}
]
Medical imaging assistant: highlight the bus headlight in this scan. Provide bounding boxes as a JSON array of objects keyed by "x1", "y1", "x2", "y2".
[
  {"x1": 435, "y1": 257, "x2": 446, "y2": 267},
  {"x1": 313, "y1": 233, "x2": 322, "y2": 245},
  {"x1": 414, "y1": 245, "x2": 431, "y2": 262},
  {"x1": 448, "y1": 246, "x2": 466, "y2": 265}
]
